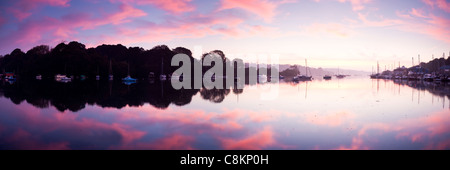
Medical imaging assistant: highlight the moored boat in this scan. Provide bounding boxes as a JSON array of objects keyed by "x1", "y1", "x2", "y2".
[
  {"x1": 293, "y1": 59, "x2": 312, "y2": 81},
  {"x1": 122, "y1": 62, "x2": 136, "y2": 84},
  {"x1": 293, "y1": 75, "x2": 312, "y2": 81},
  {"x1": 122, "y1": 75, "x2": 137, "y2": 82},
  {"x1": 423, "y1": 74, "x2": 433, "y2": 82},
  {"x1": 55, "y1": 74, "x2": 71, "y2": 83}
]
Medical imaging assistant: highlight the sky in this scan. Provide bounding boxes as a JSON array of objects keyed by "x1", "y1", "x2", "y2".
[{"x1": 0, "y1": 0, "x2": 449, "y2": 71}]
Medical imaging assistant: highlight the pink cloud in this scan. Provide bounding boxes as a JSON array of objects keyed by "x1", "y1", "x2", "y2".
[
  {"x1": 220, "y1": 108, "x2": 284, "y2": 123},
  {"x1": 396, "y1": 11, "x2": 413, "y2": 19},
  {"x1": 337, "y1": 137, "x2": 369, "y2": 150},
  {"x1": 106, "y1": 4, "x2": 147, "y2": 25},
  {"x1": 395, "y1": 9, "x2": 450, "y2": 43},
  {"x1": 336, "y1": 123, "x2": 394, "y2": 150},
  {"x1": 107, "y1": 106, "x2": 297, "y2": 149},
  {"x1": 113, "y1": 134, "x2": 196, "y2": 150},
  {"x1": 425, "y1": 139, "x2": 450, "y2": 150},
  {"x1": 422, "y1": 15, "x2": 450, "y2": 43},
  {"x1": 6, "y1": 8, "x2": 32, "y2": 21},
  {"x1": 145, "y1": 0, "x2": 195, "y2": 14},
  {"x1": 85, "y1": 14, "x2": 239, "y2": 45},
  {"x1": 0, "y1": 16, "x2": 6, "y2": 27},
  {"x1": 0, "y1": 3, "x2": 146, "y2": 53},
  {"x1": 427, "y1": 14, "x2": 450, "y2": 33},
  {"x1": 17, "y1": 0, "x2": 71, "y2": 9},
  {"x1": 357, "y1": 13, "x2": 404, "y2": 27},
  {"x1": 435, "y1": 0, "x2": 450, "y2": 12},
  {"x1": 0, "y1": 103, "x2": 150, "y2": 149},
  {"x1": 305, "y1": 111, "x2": 355, "y2": 127},
  {"x1": 111, "y1": 107, "x2": 245, "y2": 137},
  {"x1": 110, "y1": 123, "x2": 147, "y2": 144},
  {"x1": 155, "y1": 134, "x2": 195, "y2": 150},
  {"x1": 4, "y1": 128, "x2": 71, "y2": 150},
  {"x1": 32, "y1": 0, "x2": 71, "y2": 7},
  {"x1": 301, "y1": 22, "x2": 356, "y2": 38},
  {"x1": 220, "y1": 126, "x2": 276, "y2": 149},
  {"x1": 52, "y1": 117, "x2": 147, "y2": 146},
  {"x1": 92, "y1": 13, "x2": 285, "y2": 47},
  {"x1": 111, "y1": 0, "x2": 195, "y2": 14},
  {"x1": 410, "y1": 8, "x2": 428, "y2": 18},
  {"x1": 1, "y1": 0, "x2": 288, "y2": 54},
  {"x1": 109, "y1": 106, "x2": 296, "y2": 149},
  {"x1": 336, "y1": 110, "x2": 450, "y2": 150},
  {"x1": 0, "y1": 101, "x2": 289, "y2": 149},
  {"x1": 423, "y1": 0, "x2": 450, "y2": 13},
  {"x1": 7, "y1": 0, "x2": 70, "y2": 21},
  {"x1": 218, "y1": 0, "x2": 290, "y2": 22},
  {"x1": 337, "y1": 0, "x2": 371, "y2": 11}
]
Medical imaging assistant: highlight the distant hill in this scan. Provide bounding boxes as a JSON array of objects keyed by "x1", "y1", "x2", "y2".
[
  {"x1": 321, "y1": 68, "x2": 371, "y2": 76},
  {"x1": 277, "y1": 64, "x2": 370, "y2": 77}
]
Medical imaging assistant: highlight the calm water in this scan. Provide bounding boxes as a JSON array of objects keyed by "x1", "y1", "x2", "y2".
[{"x1": 1, "y1": 77, "x2": 449, "y2": 150}]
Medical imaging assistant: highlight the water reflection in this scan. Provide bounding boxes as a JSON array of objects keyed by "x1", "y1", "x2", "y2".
[
  {"x1": 0, "y1": 79, "x2": 201, "y2": 112},
  {"x1": 392, "y1": 79, "x2": 450, "y2": 102},
  {"x1": 200, "y1": 88, "x2": 230, "y2": 103},
  {"x1": 0, "y1": 77, "x2": 449, "y2": 150},
  {"x1": 0, "y1": 78, "x2": 262, "y2": 112}
]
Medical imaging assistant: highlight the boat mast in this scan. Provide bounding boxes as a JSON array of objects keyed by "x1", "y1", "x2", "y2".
[
  {"x1": 305, "y1": 59, "x2": 308, "y2": 76},
  {"x1": 418, "y1": 54, "x2": 420, "y2": 66},
  {"x1": 109, "y1": 60, "x2": 112, "y2": 75},
  {"x1": 161, "y1": 58, "x2": 164, "y2": 75},
  {"x1": 377, "y1": 61, "x2": 379, "y2": 75}
]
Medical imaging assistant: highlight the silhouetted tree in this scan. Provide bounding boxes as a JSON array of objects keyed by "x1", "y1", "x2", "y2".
[
  {"x1": 27, "y1": 45, "x2": 50, "y2": 56},
  {"x1": 173, "y1": 47, "x2": 192, "y2": 57},
  {"x1": 200, "y1": 88, "x2": 230, "y2": 103}
]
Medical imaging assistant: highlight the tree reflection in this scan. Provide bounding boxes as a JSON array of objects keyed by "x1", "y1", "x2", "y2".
[
  {"x1": 392, "y1": 79, "x2": 450, "y2": 99},
  {"x1": 0, "y1": 78, "x2": 253, "y2": 112},
  {"x1": 0, "y1": 71, "x2": 283, "y2": 112},
  {"x1": 200, "y1": 88, "x2": 230, "y2": 103},
  {"x1": 0, "y1": 79, "x2": 200, "y2": 112}
]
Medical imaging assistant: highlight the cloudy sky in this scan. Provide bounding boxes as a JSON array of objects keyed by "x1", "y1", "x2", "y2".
[{"x1": 0, "y1": 0, "x2": 449, "y2": 71}]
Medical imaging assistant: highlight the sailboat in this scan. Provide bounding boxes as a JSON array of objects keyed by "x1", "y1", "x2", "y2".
[
  {"x1": 293, "y1": 59, "x2": 312, "y2": 81},
  {"x1": 96, "y1": 66, "x2": 100, "y2": 80},
  {"x1": 4, "y1": 72, "x2": 16, "y2": 82},
  {"x1": 108, "y1": 59, "x2": 114, "y2": 81},
  {"x1": 323, "y1": 75, "x2": 332, "y2": 80},
  {"x1": 55, "y1": 74, "x2": 71, "y2": 83},
  {"x1": 335, "y1": 67, "x2": 345, "y2": 79},
  {"x1": 122, "y1": 62, "x2": 136, "y2": 84},
  {"x1": 160, "y1": 59, "x2": 167, "y2": 81},
  {"x1": 336, "y1": 75, "x2": 345, "y2": 79},
  {"x1": 55, "y1": 64, "x2": 72, "y2": 83},
  {"x1": 370, "y1": 62, "x2": 380, "y2": 79}
]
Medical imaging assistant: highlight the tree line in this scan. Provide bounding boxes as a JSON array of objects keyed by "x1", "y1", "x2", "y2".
[
  {"x1": 0, "y1": 41, "x2": 279, "y2": 81},
  {"x1": 0, "y1": 41, "x2": 197, "y2": 79}
]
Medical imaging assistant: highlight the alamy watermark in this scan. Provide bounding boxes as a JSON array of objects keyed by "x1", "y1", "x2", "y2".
[{"x1": 170, "y1": 46, "x2": 280, "y2": 100}]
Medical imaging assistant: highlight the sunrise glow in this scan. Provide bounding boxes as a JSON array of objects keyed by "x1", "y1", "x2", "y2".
[{"x1": 1, "y1": 0, "x2": 449, "y2": 71}]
